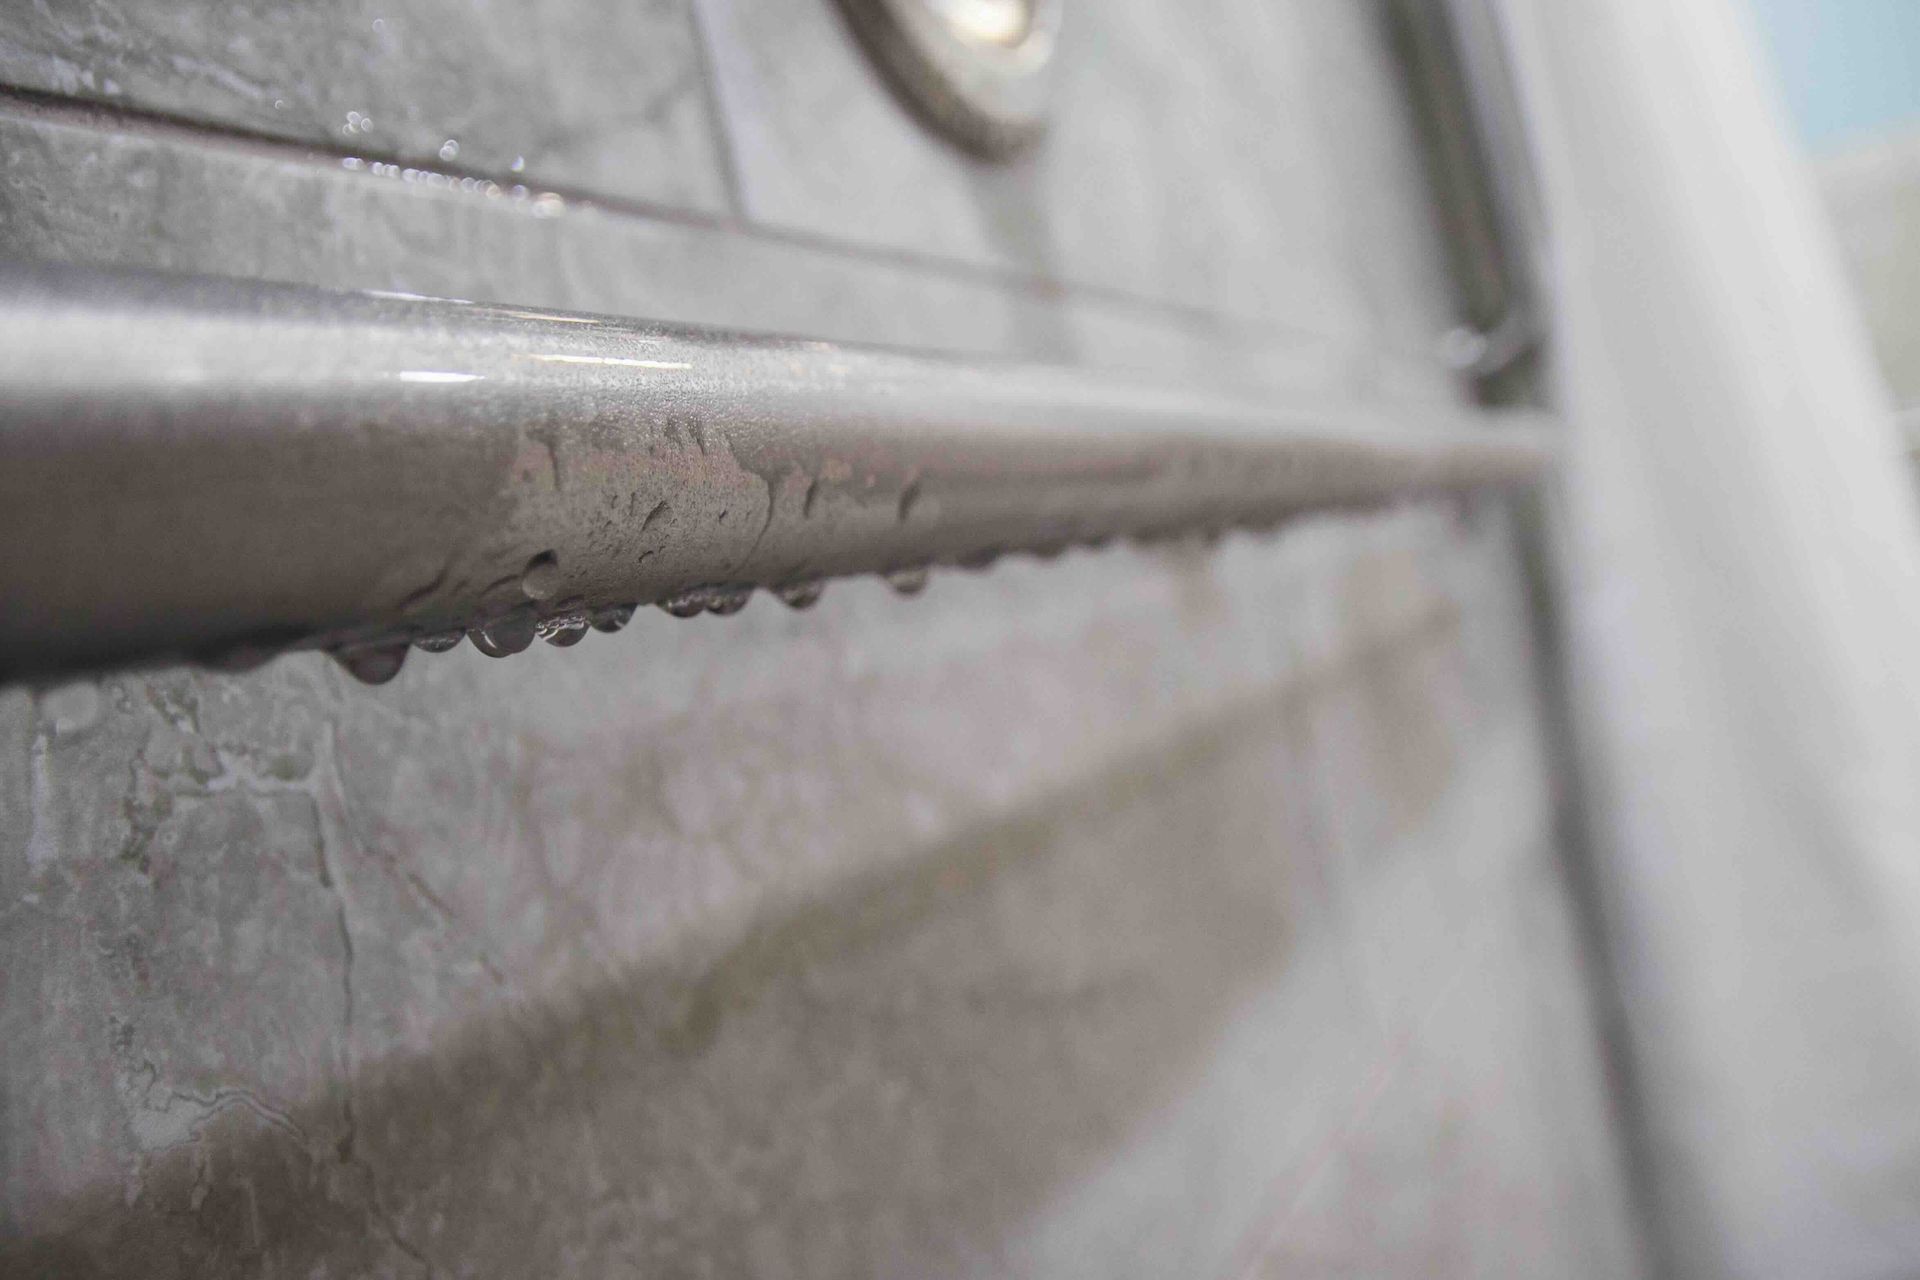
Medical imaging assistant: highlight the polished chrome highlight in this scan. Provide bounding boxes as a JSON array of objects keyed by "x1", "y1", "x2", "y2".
[
  {"x1": 537, "y1": 614, "x2": 591, "y2": 646},
  {"x1": 0, "y1": 263, "x2": 1549, "y2": 682},
  {"x1": 1394, "y1": 0, "x2": 1548, "y2": 384},
  {"x1": 835, "y1": 0, "x2": 1061, "y2": 156},
  {"x1": 925, "y1": 0, "x2": 1031, "y2": 46}
]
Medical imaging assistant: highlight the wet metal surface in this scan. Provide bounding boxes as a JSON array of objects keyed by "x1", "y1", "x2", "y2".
[{"x1": 0, "y1": 262, "x2": 1546, "y2": 682}]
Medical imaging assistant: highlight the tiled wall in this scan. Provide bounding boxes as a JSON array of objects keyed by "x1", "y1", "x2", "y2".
[{"x1": 0, "y1": 3, "x2": 1644, "y2": 1274}]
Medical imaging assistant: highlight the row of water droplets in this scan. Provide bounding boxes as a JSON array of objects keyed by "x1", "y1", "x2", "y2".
[
  {"x1": 326, "y1": 561, "x2": 931, "y2": 685},
  {"x1": 339, "y1": 153, "x2": 562, "y2": 217},
  {"x1": 336, "y1": 102, "x2": 560, "y2": 216},
  {"x1": 319, "y1": 507, "x2": 1291, "y2": 687},
  {"x1": 310, "y1": 437, "x2": 1298, "y2": 686}
]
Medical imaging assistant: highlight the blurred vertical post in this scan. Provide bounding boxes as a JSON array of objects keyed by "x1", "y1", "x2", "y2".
[{"x1": 1493, "y1": 0, "x2": 1920, "y2": 1275}]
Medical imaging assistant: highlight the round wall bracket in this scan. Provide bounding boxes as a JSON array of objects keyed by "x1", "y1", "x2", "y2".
[{"x1": 834, "y1": 0, "x2": 1062, "y2": 158}]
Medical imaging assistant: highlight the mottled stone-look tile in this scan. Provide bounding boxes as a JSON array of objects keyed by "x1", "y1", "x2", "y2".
[
  {"x1": 0, "y1": 0, "x2": 733, "y2": 212},
  {"x1": 692, "y1": 0, "x2": 1471, "y2": 400}
]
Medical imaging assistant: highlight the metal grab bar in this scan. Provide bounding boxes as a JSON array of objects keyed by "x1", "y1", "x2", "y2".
[{"x1": 0, "y1": 263, "x2": 1550, "y2": 683}]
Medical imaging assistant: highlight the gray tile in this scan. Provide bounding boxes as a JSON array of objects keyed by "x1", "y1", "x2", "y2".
[
  {"x1": 1, "y1": 510, "x2": 1561, "y2": 1278},
  {"x1": 1248, "y1": 869, "x2": 1642, "y2": 1280},
  {"x1": 0, "y1": 99, "x2": 1416, "y2": 398},
  {"x1": 0, "y1": 0, "x2": 733, "y2": 212},
  {"x1": 697, "y1": 0, "x2": 1455, "y2": 350}
]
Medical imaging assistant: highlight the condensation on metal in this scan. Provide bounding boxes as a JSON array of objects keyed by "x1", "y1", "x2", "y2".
[{"x1": 0, "y1": 263, "x2": 1550, "y2": 683}]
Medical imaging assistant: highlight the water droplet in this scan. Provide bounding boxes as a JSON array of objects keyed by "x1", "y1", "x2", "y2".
[
  {"x1": 956, "y1": 548, "x2": 1000, "y2": 571},
  {"x1": 520, "y1": 550, "x2": 562, "y2": 600},
  {"x1": 438, "y1": 138, "x2": 459, "y2": 162},
  {"x1": 897, "y1": 478, "x2": 922, "y2": 522},
  {"x1": 659, "y1": 589, "x2": 708, "y2": 618},
  {"x1": 775, "y1": 580, "x2": 825, "y2": 610},
  {"x1": 469, "y1": 610, "x2": 536, "y2": 657},
  {"x1": 658, "y1": 584, "x2": 753, "y2": 617},
  {"x1": 371, "y1": 17, "x2": 385, "y2": 32},
  {"x1": 539, "y1": 616, "x2": 588, "y2": 647},
  {"x1": 331, "y1": 642, "x2": 409, "y2": 685},
  {"x1": 511, "y1": 155, "x2": 526, "y2": 173},
  {"x1": 590, "y1": 604, "x2": 635, "y2": 633},
  {"x1": 413, "y1": 630, "x2": 464, "y2": 653},
  {"x1": 530, "y1": 192, "x2": 565, "y2": 219},
  {"x1": 885, "y1": 567, "x2": 929, "y2": 596}
]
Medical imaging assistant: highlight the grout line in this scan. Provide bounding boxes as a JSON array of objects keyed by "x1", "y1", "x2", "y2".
[{"x1": 681, "y1": 0, "x2": 750, "y2": 223}]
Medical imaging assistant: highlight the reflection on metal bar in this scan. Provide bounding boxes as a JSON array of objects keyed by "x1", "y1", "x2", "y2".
[
  {"x1": 1394, "y1": 0, "x2": 1548, "y2": 384},
  {"x1": 0, "y1": 263, "x2": 1550, "y2": 683}
]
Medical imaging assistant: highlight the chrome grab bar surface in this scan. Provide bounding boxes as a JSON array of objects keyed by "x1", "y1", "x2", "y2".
[{"x1": 0, "y1": 263, "x2": 1549, "y2": 682}]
